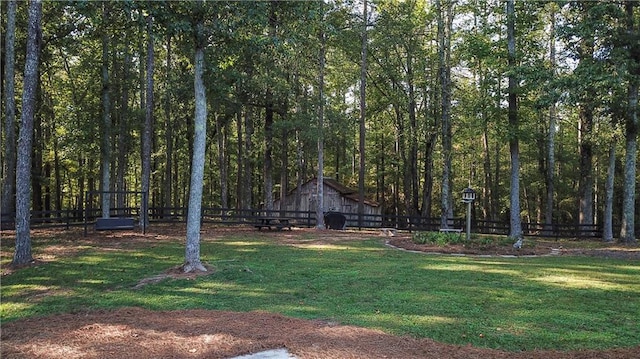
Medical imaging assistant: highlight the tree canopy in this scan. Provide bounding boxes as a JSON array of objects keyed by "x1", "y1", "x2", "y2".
[{"x1": 1, "y1": 0, "x2": 638, "y2": 242}]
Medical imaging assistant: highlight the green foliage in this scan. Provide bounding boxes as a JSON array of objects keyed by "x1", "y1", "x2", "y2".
[
  {"x1": 5, "y1": 0, "x2": 639, "y2": 229},
  {"x1": 412, "y1": 231, "x2": 465, "y2": 246},
  {"x1": 3, "y1": 232, "x2": 639, "y2": 352}
]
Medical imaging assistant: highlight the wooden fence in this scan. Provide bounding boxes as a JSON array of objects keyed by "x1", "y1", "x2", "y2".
[{"x1": 0, "y1": 206, "x2": 636, "y2": 240}]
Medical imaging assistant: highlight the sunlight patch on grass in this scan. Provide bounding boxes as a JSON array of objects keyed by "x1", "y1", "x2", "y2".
[
  {"x1": 290, "y1": 243, "x2": 360, "y2": 250},
  {"x1": 224, "y1": 241, "x2": 267, "y2": 247},
  {"x1": 423, "y1": 262, "x2": 523, "y2": 277},
  {"x1": 4, "y1": 283, "x2": 59, "y2": 296},
  {"x1": 0, "y1": 301, "x2": 33, "y2": 313},
  {"x1": 533, "y1": 274, "x2": 628, "y2": 290}
]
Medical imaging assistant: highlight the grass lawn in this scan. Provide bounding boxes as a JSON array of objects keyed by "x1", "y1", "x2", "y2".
[{"x1": 1, "y1": 229, "x2": 639, "y2": 352}]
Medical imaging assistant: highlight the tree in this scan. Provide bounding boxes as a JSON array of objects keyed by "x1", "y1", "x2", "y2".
[
  {"x1": 506, "y1": 0, "x2": 523, "y2": 241},
  {"x1": 100, "y1": 2, "x2": 112, "y2": 219},
  {"x1": 140, "y1": 13, "x2": 154, "y2": 227},
  {"x1": 437, "y1": 0, "x2": 454, "y2": 229},
  {"x1": 544, "y1": 3, "x2": 558, "y2": 235},
  {"x1": 184, "y1": 1, "x2": 208, "y2": 273},
  {"x1": 2, "y1": 0, "x2": 18, "y2": 217},
  {"x1": 316, "y1": 2, "x2": 326, "y2": 230},
  {"x1": 620, "y1": 0, "x2": 638, "y2": 243},
  {"x1": 13, "y1": 0, "x2": 43, "y2": 266},
  {"x1": 358, "y1": 0, "x2": 368, "y2": 228}
]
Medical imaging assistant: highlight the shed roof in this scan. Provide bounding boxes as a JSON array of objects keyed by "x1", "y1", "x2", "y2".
[{"x1": 306, "y1": 177, "x2": 379, "y2": 207}]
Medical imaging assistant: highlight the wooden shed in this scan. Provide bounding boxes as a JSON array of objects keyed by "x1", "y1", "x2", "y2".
[{"x1": 274, "y1": 177, "x2": 381, "y2": 219}]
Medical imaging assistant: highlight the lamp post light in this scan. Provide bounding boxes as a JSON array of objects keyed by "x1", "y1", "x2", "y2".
[{"x1": 462, "y1": 187, "x2": 476, "y2": 241}]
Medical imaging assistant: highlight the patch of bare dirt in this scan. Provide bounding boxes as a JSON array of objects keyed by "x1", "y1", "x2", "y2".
[
  {"x1": 2, "y1": 307, "x2": 639, "y2": 359},
  {"x1": 387, "y1": 237, "x2": 640, "y2": 260},
  {"x1": 2, "y1": 226, "x2": 639, "y2": 358}
]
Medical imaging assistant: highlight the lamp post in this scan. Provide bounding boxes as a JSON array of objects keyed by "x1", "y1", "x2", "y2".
[{"x1": 462, "y1": 187, "x2": 476, "y2": 241}]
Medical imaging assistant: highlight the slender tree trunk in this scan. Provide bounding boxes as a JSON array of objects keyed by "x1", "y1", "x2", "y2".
[
  {"x1": 216, "y1": 115, "x2": 228, "y2": 209},
  {"x1": 437, "y1": 0, "x2": 454, "y2": 228},
  {"x1": 185, "y1": 3, "x2": 207, "y2": 273},
  {"x1": 295, "y1": 129, "x2": 304, "y2": 214},
  {"x1": 140, "y1": 14, "x2": 154, "y2": 227},
  {"x1": 264, "y1": 94, "x2": 274, "y2": 212},
  {"x1": 407, "y1": 52, "x2": 419, "y2": 217},
  {"x1": 358, "y1": 0, "x2": 368, "y2": 228},
  {"x1": 482, "y1": 121, "x2": 493, "y2": 220},
  {"x1": 2, "y1": 0, "x2": 17, "y2": 217},
  {"x1": 603, "y1": 141, "x2": 616, "y2": 242},
  {"x1": 31, "y1": 83, "x2": 43, "y2": 214},
  {"x1": 100, "y1": 3, "x2": 112, "y2": 219},
  {"x1": 263, "y1": 3, "x2": 277, "y2": 214},
  {"x1": 279, "y1": 127, "x2": 288, "y2": 215},
  {"x1": 576, "y1": 5, "x2": 596, "y2": 234},
  {"x1": 53, "y1": 133, "x2": 62, "y2": 212},
  {"x1": 421, "y1": 133, "x2": 436, "y2": 219},
  {"x1": 507, "y1": 0, "x2": 522, "y2": 240},
  {"x1": 235, "y1": 110, "x2": 244, "y2": 210},
  {"x1": 620, "y1": 1, "x2": 638, "y2": 243},
  {"x1": 164, "y1": 35, "x2": 173, "y2": 212},
  {"x1": 116, "y1": 48, "x2": 130, "y2": 213},
  {"x1": 244, "y1": 109, "x2": 254, "y2": 209},
  {"x1": 544, "y1": 6, "x2": 557, "y2": 235},
  {"x1": 13, "y1": 0, "x2": 42, "y2": 266},
  {"x1": 316, "y1": 15, "x2": 326, "y2": 229}
]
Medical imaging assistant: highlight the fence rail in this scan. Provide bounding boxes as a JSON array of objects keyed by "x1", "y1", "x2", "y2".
[{"x1": 0, "y1": 207, "x2": 636, "y2": 240}]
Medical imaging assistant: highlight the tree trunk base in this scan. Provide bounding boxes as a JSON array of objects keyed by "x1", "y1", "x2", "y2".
[{"x1": 182, "y1": 262, "x2": 208, "y2": 273}]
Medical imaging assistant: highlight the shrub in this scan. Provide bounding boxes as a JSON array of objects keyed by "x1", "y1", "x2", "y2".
[{"x1": 412, "y1": 231, "x2": 464, "y2": 246}]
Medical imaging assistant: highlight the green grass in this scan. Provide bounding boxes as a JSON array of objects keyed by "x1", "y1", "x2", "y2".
[{"x1": 2, "y1": 232, "x2": 639, "y2": 352}]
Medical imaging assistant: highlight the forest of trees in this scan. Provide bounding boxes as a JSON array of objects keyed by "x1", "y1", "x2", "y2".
[{"x1": 2, "y1": 0, "x2": 638, "y2": 246}]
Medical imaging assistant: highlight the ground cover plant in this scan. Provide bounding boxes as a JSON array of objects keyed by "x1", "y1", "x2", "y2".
[{"x1": 1, "y1": 226, "x2": 639, "y2": 358}]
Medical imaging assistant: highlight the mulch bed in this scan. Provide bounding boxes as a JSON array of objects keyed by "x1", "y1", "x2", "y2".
[{"x1": 1, "y1": 226, "x2": 639, "y2": 358}]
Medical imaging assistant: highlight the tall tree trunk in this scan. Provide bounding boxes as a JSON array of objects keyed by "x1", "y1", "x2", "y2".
[
  {"x1": 421, "y1": 133, "x2": 436, "y2": 219},
  {"x1": 544, "y1": 6, "x2": 557, "y2": 235},
  {"x1": 53, "y1": 132, "x2": 62, "y2": 212},
  {"x1": 263, "y1": 3, "x2": 277, "y2": 213},
  {"x1": 620, "y1": 0, "x2": 638, "y2": 243},
  {"x1": 100, "y1": 3, "x2": 112, "y2": 219},
  {"x1": 295, "y1": 129, "x2": 304, "y2": 214},
  {"x1": 140, "y1": 14, "x2": 154, "y2": 227},
  {"x1": 235, "y1": 110, "x2": 244, "y2": 210},
  {"x1": 279, "y1": 129, "x2": 287, "y2": 215},
  {"x1": 316, "y1": 17, "x2": 326, "y2": 229},
  {"x1": 507, "y1": 0, "x2": 522, "y2": 240},
  {"x1": 602, "y1": 141, "x2": 616, "y2": 242},
  {"x1": 264, "y1": 94, "x2": 275, "y2": 212},
  {"x1": 185, "y1": 3, "x2": 207, "y2": 273},
  {"x1": 358, "y1": 0, "x2": 368, "y2": 228},
  {"x1": 576, "y1": 5, "x2": 596, "y2": 233},
  {"x1": 2, "y1": 0, "x2": 17, "y2": 217},
  {"x1": 31, "y1": 85, "x2": 43, "y2": 214},
  {"x1": 13, "y1": 0, "x2": 42, "y2": 266},
  {"x1": 216, "y1": 115, "x2": 228, "y2": 209},
  {"x1": 407, "y1": 52, "x2": 419, "y2": 217},
  {"x1": 164, "y1": 35, "x2": 173, "y2": 212},
  {"x1": 243, "y1": 109, "x2": 254, "y2": 209},
  {"x1": 437, "y1": 0, "x2": 454, "y2": 228},
  {"x1": 482, "y1": 120, "x2": 493, "y2": 220},
  {"x1": 117, "y1": 47, "x2": 130, "y2": 213}
]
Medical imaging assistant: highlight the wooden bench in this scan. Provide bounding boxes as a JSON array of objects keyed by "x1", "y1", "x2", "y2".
[
  {"x1": 95, "y1": 217, "x2": 135, "y2": 230},
  {"x1": 254, "y1": 217, "x2": 292, "y2": 231}
]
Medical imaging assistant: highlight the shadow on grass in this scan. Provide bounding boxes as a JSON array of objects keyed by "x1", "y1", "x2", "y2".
[{"x1": 2, "y1": 234, "x2": 639, "y2": 352}]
